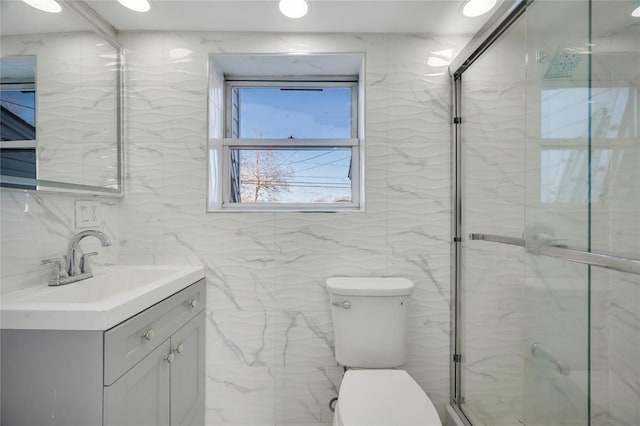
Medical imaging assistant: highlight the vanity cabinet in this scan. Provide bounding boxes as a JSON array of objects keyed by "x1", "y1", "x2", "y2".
[
  {"x1": 1, "y1": 279, "x2": 206, "y2": 426},
  {"x1": 104, "y1": 311, "x2": 205, "y2": 426},
  {"x1": 104, "y1": 339, "x2": 171, "y2": 426}
]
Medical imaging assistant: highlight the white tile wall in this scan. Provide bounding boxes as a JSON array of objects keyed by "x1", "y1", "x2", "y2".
[
  {"x1": 0, "y1": 190, "x2": 119, "y2": 294},
  {"x1": 0, "y1": 30, "x2": 466, "y2": 426},
  {"x1": 117, "y1": 31, "x2": 466, "y2": 425}
]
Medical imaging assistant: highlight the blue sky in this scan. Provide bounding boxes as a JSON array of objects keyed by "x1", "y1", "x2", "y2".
[
  {"x1": 1, "y1": 89, "x2": 36, "y2": 128},
  {"x1": 238, "y1": 87, "x2": 353, "y2": 203}
]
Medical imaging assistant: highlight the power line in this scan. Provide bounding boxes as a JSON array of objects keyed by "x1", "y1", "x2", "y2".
[
  {"x1": 274, "y1": 150, "x2": 298, "y2": 167},
  {"x1": 294, "y1": 155, "x2": 351, "y2": 173},
  {"x1": 278, "y1": 149, "x2": 337, "y2": 166}
]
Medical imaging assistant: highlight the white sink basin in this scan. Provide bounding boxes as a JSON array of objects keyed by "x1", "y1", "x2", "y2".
[{"x1": 1, "y1": 265, "x2": 205, "y2": 330}]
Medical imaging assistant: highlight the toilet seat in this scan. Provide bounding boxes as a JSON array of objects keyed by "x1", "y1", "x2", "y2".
[{"x1": 335, "y1": 369, "x2": 441, "y2": 426}]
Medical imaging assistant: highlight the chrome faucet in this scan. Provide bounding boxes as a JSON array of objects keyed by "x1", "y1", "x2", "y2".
[
  {"x1": 42, "y1": 230, "x2": 111, "y2": 286},
  {"x1": 66, "y1": 230, "x2": 111, "y2": 276}
]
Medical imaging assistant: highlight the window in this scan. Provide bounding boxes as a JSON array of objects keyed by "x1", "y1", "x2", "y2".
[{"x1": 214, "y1": 78, "x2": 361, "y2": 211}]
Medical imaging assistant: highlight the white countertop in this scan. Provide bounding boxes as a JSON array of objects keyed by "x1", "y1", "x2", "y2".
[{"x1": 1, "y1": 265, "x2": 205, "y2": 331}]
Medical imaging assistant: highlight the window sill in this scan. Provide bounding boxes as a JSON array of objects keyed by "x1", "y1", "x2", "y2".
[{"x1": 208, "y1": 202, "x2": 362, "y2": 213}]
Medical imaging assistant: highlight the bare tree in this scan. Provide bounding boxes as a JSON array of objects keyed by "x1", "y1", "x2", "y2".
[{"x1": 240, "y1": 150, "x2": 294, "y2": 202}]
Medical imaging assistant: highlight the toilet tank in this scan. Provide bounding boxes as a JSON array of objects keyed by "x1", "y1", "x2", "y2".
[{"x1": 326, "y1": 277, "x2": 414, "y2": 368}]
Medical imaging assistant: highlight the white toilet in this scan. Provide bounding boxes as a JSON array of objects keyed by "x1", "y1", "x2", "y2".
[{"x1": 327, "y1": 277, "x2": 442, "y2": 426}]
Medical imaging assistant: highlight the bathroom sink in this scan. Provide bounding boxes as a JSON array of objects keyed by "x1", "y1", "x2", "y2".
[
  {"x1": 1, "y1": 265, "x2": 205, "y2": 330},
  {"x1": 20, "y1": 267, "x2": 178, "y2": 304}
]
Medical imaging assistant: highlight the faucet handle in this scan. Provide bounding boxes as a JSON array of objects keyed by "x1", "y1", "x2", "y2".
[
  {"x1": 42, "y1": 258, "x2": 66, "y2": 286},
  {"x1": 80, "y1": 252, "x2": 98, "y2": 274}
]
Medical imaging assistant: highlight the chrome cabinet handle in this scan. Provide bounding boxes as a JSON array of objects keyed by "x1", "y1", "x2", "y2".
[
  {"x1": 189, "y1": 299, "x2": 198, "y2": 309},
  {"x1": 174, "y1": 344, "x2": 184, "y2": 354},
  {"x1": 142, "y1": 329, "x2": 154, "y2": 341},
  {"x1": 164, "y1": 353, "x2": 175, "y2": 364},
  {"x1": 331, "y1": 300, "x2": 351, "y2": 309}
]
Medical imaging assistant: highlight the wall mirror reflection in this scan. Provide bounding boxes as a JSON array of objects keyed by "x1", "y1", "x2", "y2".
[
  {"x1": 0, "y1": 56, "x2": 37, "y2": 189},
  {"x1": 0, "y1": 0, "x2": 122, "y2": 195}
]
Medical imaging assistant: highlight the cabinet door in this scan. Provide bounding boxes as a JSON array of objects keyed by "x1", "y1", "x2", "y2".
[
  {"x1": 104, "y1": 339, "x2": 171, "y2": 426},
  {"x1": 170, "y1": 311, "x2": 205, "y2": 426}
]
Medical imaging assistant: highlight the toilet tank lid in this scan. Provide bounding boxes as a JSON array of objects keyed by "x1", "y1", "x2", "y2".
[{"x1": 326, "y1": 277, "x2": 414, "y2": 296}]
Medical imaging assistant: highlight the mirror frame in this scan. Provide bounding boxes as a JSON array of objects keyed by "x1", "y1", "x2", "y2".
[{"x1": 1, "y1": 0, "x2": 124, "y2": 197}]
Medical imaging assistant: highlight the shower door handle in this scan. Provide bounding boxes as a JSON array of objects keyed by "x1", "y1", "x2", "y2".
[{"x1": 470, "y1": 232, "x2": 640, "y2": 275}]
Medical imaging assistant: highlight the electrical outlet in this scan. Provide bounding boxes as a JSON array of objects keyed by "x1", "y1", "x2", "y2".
[{"x1": 75, "y1": 200, "x2": 101, "y2": 229}]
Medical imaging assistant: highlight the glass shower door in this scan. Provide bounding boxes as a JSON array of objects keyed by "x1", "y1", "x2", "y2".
[
  {"x1": 588, "y1": 1, "x2": 640, "y2": 424},
  {"x1": 523, "y1": 1, "x2": 591, "y2": 424},
  {"x1": 458, "y1": 14, "x2": 527, "y2": 426},
  {"x1": 455, "y1": 1, "x2": 640, "y2": 425}
]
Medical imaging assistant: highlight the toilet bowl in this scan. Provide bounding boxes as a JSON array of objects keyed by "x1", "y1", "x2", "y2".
[
  {"x1": 333, "y1": 369, "x2": 441, "y2": 426},
  {"x1": 326, "y1": 277, "x2": 442, "y2": 426}
]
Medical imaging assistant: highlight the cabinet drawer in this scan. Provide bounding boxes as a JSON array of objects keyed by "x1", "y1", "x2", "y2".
[{"x1": 104, "y1": 279, "x2": 205, "y2": 385}]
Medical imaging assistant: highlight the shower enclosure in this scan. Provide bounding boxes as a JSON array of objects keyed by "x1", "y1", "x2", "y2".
[{"x1": 451, "y1": 1, "x2": 640, "y2": 425}]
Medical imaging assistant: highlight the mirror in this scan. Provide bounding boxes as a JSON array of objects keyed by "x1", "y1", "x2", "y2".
[
  {"x1": 0, "y1": 56, "x2": 37, "y2": 189},
  {"x1": 0, "y1": 0, "x2": 122, "y2": 195}
]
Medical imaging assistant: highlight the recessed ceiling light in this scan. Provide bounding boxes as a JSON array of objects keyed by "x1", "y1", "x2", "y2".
[
  {"x1": 118, "y1": 0, "x2": 151, "y2": 13},
  {"x1": 21, "y1": 0, "x2": 62, "y2": 13},
  {"x1": 279, "y1": 0, "x2": 309, "y2": 19},
  {"x1": 461, "y1": 0, "x2": 497, "y2": 17},
  {"x1": 632, "y1": 5, "x2": 640, "y2": 17}
]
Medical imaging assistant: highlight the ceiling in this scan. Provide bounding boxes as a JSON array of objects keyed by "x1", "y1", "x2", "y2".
[
  {"x1": 1, "y1": 1, "x2": 92, "y2": 35},
  {"x1": 3, "y1": 0, "x2": 499, "y2": 35}
]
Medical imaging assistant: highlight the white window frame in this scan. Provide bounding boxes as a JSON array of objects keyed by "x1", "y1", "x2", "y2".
[{"x1": 219, "y1": 78, "x2": 361, "y2": 212}]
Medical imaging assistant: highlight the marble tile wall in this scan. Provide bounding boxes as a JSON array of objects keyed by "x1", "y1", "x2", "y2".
[
  {"x1": 0, "y1": 190, "x2": 119, "y2": 294},
  {"x1": 117, "y1": 31, "x2": 466, "y2": 425}
]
